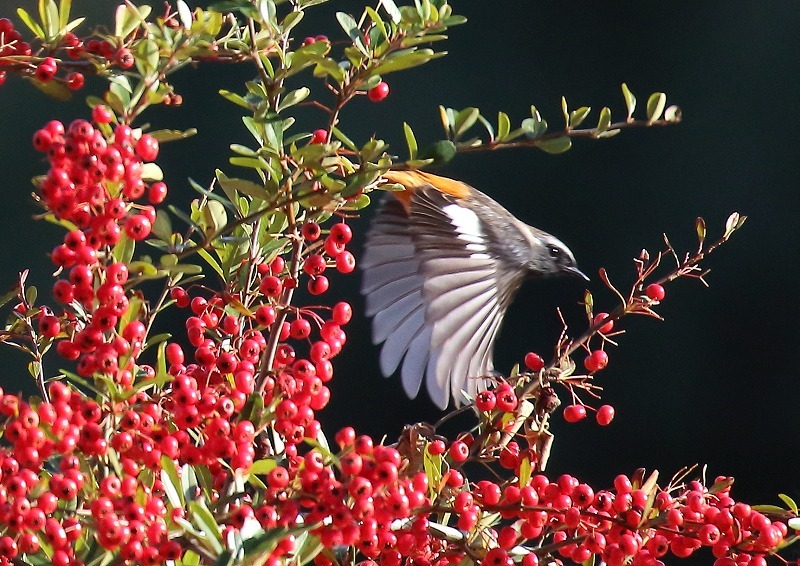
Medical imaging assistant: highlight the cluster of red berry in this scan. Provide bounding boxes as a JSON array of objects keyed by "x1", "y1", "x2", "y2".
[{"x1": 0, "y1": 17, "x2": 138, "y2": 91}]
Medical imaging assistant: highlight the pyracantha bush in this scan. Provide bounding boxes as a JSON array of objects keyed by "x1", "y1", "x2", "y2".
[{"x1": 0, "y1": 1, "x2": 797, "y2": 565}]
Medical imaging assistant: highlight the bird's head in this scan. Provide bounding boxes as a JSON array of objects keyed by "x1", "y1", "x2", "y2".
[{"x1": 526, "y1": 228, "x2": 589, "y2": 281}]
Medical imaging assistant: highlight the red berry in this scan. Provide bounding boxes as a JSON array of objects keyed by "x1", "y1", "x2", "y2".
[
  {"x1": 448, "y1": 440, "x2": 469, "y2": 462},
  {"x1": 310, "y1": 129, "x2": 327, "y2": 144},
  {"x1": 35, "y1": 62, "x2": 57, "y2": 82},
  {"x1": 368, "y1": 81, "x2": 390, "y2": 102},
  {"x1": 593, "y1": 312, "x2": 614, "y2": 333},
  {"x1": 135, "y1": 134, "x2": 159, "y2": 161},
  {"x1": 148, "y1": 181, "x2": 168, "y2": 204},
  {"x1": 332, "y1": 301, "x2": 352, "y2": 325},
  {"x1": 335, "y1": 251, "x2": 356, "y2": 273},
  {"x1": 124, "y1": 215, "x2": 152, "y2": 240},
  {"x1": 303, "y1": 253, "x2": 327, "y2": 276},
  {"x1": 308, "y1": 275, "x2": 329, "y2": 295},
  {"x1": 596, "y1": 404, "x2": 615, "y2": 426},
  {"x1": 92, "y1": 105, "x2": 114, "y2": 124},
  {"x1": 329, "y1": 222, "x2": 352, "y2": 245},
  {"x1": 302, "y1": 221, "x2": 321, "y2": 241},
  {"x1": 475, "y1": 390, "x2": 496, "y2": 412},
  {"x1": 66, "y1": 72, "x2": 85, "y2": 90},
  {"x1": 584, "y1": 349, "x2": 609, "y2": 372},
  {"x1": 259, "y1": 275, "x2": 282, "y2": 297},
  {"x1": 524, "y1": 352, "x2": 544, "y2": 371},
  {"x1": 645, "y1": 283, "x2": 665, "y2": 301},
  {"x1": 116, "y1": 48, "x2": 135, "y2": 68},
  {"x1": 563, "y1": 404, "x2": 587, "y2": 423}
]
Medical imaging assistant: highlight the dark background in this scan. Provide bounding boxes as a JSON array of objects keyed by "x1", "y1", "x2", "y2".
[{"x1": 2, "y1": 0, "x2": 799, "y2": 546}]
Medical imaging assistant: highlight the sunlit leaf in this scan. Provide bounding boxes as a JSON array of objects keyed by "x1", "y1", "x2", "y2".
[
  {"x1": 646, "y1": 92, "x2": 666, "y2": 122},
  {"x1": 16, "y1": 8, "x2": 45, "y2": 39},
  {"x1": 621, "y1": 83, "x2": 636, "y2": 120},
  {"x1": 536, "y1": 136, "x2": 572, "y2": 154},
  {"x1": 336, "y1": 12, "x2": 369, "y2": 57}
]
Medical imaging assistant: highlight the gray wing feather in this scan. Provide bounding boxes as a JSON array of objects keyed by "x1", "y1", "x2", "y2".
[
  {"x1": 402, "y1": 326, "x2": 434, "y2": 401},
  {"x1": 365, "y1": 273, "x2": 420, "y2": 316}
]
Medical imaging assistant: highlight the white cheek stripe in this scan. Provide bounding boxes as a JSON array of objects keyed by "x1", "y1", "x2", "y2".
[{"x1": 443, "y1": 204, "x2": 488, "y2": 250}]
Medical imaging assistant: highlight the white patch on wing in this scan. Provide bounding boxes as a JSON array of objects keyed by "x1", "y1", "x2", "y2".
[{"x1": 442, "y1": 203, "x2": 487, "y2": 249}]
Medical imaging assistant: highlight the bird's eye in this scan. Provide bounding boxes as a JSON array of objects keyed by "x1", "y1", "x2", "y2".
[{"x1": 548, "y1": 245, "x2": 561, "y2": 259}]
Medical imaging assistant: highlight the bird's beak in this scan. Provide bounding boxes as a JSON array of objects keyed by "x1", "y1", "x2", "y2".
[{"x1": 565, "y1": 266, "x2": 590, "y2": 281}]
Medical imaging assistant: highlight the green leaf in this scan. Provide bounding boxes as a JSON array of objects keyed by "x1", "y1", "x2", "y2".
[
  {"x1": 154, "y1": 339, "x2": 169, "y2": 386},
  {"x1": 149, "y1": 128, "x2": 197, "y2": 142},
  {"x1": 569, "y1": 106, "x2": 591, "y2": 129},
  {"x1": 219, "y1": 89, "x2": 251, "y2": 110},
  {"x1": 31, "y1": 77, "x2": 72, "y2": 101},
  {"x1": 112, "y1": 234, "x2": 136, "y2": 264},
  {"x1": 370, "y1": 50, "x2": 440, "y2": 76},
  {"x1": 177, "y1": 0, "x2": 193, "y2": 28},
  {"x1": 779, "y1": 493, "x2": 799, "y2": 514},
  {"x1": 216, "y1": 170, "x2": 270, "y2": 200},
  {"x1": 160, "y1": 455, "x2": 184, "y2": 508},
  {"x1": 277, "y1": 87, "x2": 310, "y2": 112},
  {"x1": 695, "y1": 217, "x2": 706, "y2": 245},
  {"x1": 16, "y1": 8, "x2": 44, "y2": 38},
  {"x1": 752, "y1": 504, "x2": 786, "y2": 514},
  {"x1": 140, "y1": 162, "x2": 163, "y2": 181},
  {"x1": 621, "y1": 83, "x2": 636, "y2": 120},
  {"x1": 536, "y1": 136, "x2": 572, "y2": 154},
  {"x1": 336, "y1": 12, "x2": 369, "y2": 57},
  {"x1": 135, "y1": 38, "x2": 160, "y2": 76},
  {"x1": 25, "y1": 284, "x2": 37, "y2": 306},
  {"x1": 497, "y1": 111, "x2": 511, "y2": 140},
  {"x1": 151, "y1": 209, "x2": 173, "y2": 242},
  {"x1": 249, "y1": 459, "x2": 278, "y2": 475},
  {"x1": 403, "y1": 122, "x2": 418, "y2": 160},
  {"x1": 189, "y1": 499, "x2": 225, "y2": 554},
  {"x1": 59, "y1": 0, "x2": 72, "y2": 29},
  {"x1": 379, "y1": 0, "x2": 401, "y2": 23},
  {"x1": 41, "y1": 0, "x2": 59, "y2": 39},
  {"x1": 476, "y1": 114, "x2": 494, "y2": 142},
  {"x1": 453, "y1": 107, "x2": 479, "y2": 140},
  {"x1": 597, "y1": 106, "x2": 612, "y2": 131},
  {"x1": 646, "y1": 92, "x2": 666, "y2": 122},
  {"x1": 518, "y1": 455, "x2": 532, "y2": 488},
  {"x1": 0, "y1": 286, "x2": 19, "y2": 310},
  {"x1": 423, "y1": 447, "x2": 443, "y2": 495},
  {"x1": 114, "y1": 3, "x2": 152, "y2": 38},
  {"x1": 197, "y1": 248, "x2": 224, "y2": 278},
  {"x1": 331, "y1": 127, "x2": 357, "y2": 152}
]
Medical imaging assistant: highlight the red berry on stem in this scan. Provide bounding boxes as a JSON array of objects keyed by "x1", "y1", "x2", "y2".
[
  {"x1": 593, "y1": 312, "x2": 614, "y2": 333},
  {"x1": 92, "y1": 105, "x2": 113, "y2": 124},
  {"x1": 66, "y1": 72, "x2": 84, "y2": 90},
  {"x1": 301, "y1": 221, "x2": 321, "y2": 241},
  {"x1": 135, "y1": 134, "x2": 159, "y2": 161},
  {"x1": 448, "y1": 440, "x2": 469, "y2": 462},
  {"x1": 524, "y1": 352, "x2": 544, "y2": 371},
  {"x1": 148, "y1": 181, "x2": 168, "y2": 204},
  {"x1": 584, "y1": 349, "x2": 609, "y2": 372},
  {"x1": 563, "y1": 404, "x2": 587, "y2": 423},
  {"x1": 596, "y1": 404, "x2": 615, "y2": 426},
  {"x1": 310, "y1": 129, "x2": 327, "y2": 144},
  {"x1": 368, "y1": 81, "x2": 390, "y2": 102},
  {"x1": 308, "y1": 275, "x2": 329, "y2": 295},
  {"x1": 646, "y1": 283, "x2": 665, "y2": 301}
]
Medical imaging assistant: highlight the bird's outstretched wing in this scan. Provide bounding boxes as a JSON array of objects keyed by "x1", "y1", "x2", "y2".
[{"x1": 362, "y1": 183, "x2": 519, "y2": 408}]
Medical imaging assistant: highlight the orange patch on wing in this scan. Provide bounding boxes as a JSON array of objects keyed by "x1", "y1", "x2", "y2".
[{"x1": 382, "y1": 171, "x2": 471, "y2": 210}]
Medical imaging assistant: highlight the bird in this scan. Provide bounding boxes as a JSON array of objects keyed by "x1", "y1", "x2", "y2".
[{"x1": 361, "y1": 170, "x2": 588, "y2": 409}]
